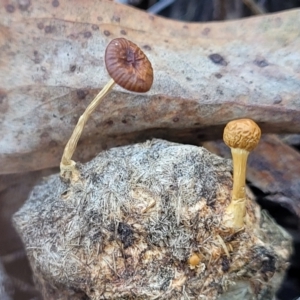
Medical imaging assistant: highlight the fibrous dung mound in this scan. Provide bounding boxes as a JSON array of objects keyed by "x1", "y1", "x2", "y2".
[{"x1": 13, "y1": 139, "x2": 292, "y2": 300}]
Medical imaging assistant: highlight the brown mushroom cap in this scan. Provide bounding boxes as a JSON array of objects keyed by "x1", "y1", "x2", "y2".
[
  {"x1": 223, "y1": 119, "x2": 261, "y2": 152},
  {"x1": 105, "y1": 38, "x2": 153, "y2": 93}
]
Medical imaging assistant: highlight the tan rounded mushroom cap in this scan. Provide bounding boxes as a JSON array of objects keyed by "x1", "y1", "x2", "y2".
[
  {"x1": 188, "y1": 253, "x2": 201, "y2": 269},
  {"x1": 105, "y1": 38, "x2": 153, "y2": 93},
  {"x1": 223, "y1": 119, "x2": 261, "y2": 152}
]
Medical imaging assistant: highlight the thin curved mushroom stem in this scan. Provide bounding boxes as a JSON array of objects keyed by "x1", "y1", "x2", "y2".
[{"x1": 60, "y1": 78, "x2": 115, "y2": 180}]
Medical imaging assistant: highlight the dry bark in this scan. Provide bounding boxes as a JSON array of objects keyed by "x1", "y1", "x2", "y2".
[{"x1": 1, "y1": 0, "x2": 300, "y2": 174}]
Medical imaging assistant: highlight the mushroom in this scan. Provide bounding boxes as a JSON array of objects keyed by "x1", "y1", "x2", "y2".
[
  {"x1": 188, "y1": 253, "x2": 202, "y2": 269},
  {"x1": 222, "y1": 118, "x2": 261, "y2": 229},
  {"x1": 60, "y1": 38, "x2": 154, "y2": 180}
]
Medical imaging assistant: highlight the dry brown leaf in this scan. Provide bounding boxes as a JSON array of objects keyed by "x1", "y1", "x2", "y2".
[{"x1": 1, "y1": 0, "x2": 300, "y2": 174}]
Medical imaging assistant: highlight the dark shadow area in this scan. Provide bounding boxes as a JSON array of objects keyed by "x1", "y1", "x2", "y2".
[{"x1": 248, "y1": 184, "x2": 300, "y2": 300}]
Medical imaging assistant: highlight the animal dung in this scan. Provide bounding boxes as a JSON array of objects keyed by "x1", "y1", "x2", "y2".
[{"x1": 14, "y1": 139, "x2": 292, "y2": 299}]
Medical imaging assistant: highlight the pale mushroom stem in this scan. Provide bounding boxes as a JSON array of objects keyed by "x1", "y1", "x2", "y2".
[
  {"x1": 223, "y1": 148, "x2": 249, "y2": 229},
  {"x1": 60, "y1": 78, "x2": 115, "y2": 180}
]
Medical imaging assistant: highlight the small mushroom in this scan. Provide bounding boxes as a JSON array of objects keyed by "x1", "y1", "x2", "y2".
[
  {"x1": 188, "y1": 253, "x2": 202, "y2": 269},
  {"x1": 222, "y1": 119, "x2": 261, "y2": 229},
  {"x1": 60, "y1": 38, "x2": 154, "y2": 180}
]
